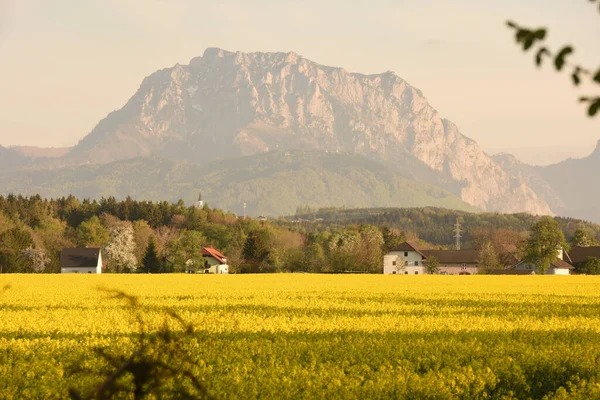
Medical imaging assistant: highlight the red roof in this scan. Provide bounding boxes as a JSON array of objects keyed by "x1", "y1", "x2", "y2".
[{"x1": 202, "y1": 247, "x2": 227, "y2": 264}]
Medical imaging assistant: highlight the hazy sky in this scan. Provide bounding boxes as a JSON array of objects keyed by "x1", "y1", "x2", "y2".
[{"x1": 0, "y1": 0, "x2": 598, "y2": 165}]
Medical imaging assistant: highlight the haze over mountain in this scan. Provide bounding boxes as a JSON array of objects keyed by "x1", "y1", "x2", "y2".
[
  {"x1": 0, "y1": 151, "x2": 478, "y2": 216},
  {"x1": 0, "y1": 48, "x2": 597, "y2": 221}
]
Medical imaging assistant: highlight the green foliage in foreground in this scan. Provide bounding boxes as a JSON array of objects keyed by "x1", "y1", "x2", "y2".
[{"x1": 2, "y1": 275, "x2": 600, "y2": 399}]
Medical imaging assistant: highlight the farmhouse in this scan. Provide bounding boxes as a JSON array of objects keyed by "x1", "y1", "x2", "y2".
[
  {"x1": 60, "y1": 248, "x2": 102, "y2": 274},
  {"x1": 383, "y1": 242, "x2": 479, "y2": 275},
  {"x1": 384, "y1": 241, "x2": 577, "y2": 275},
  {"x1": 201, "y1": 246, "x2": 229, "y2": 274},
  {"x1": 512, "y1": 248, "x2": 574, "y2": 275}
]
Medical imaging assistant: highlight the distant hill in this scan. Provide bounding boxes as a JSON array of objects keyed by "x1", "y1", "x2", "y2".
[
  {"x1": 538, "y1": 140, "x2": 600, "y2": 223},
  {"x1": 286, "y1": 207, "x2": 600, "y2": 247},
  {"x1": 0, "y1": 146, "x2": 28, "y2": 169},
  {"x1": 0, "y1": 151, "x2": 478, "y2": 216},
  {"x1": 10, "y1": 146, "x2": 71, "y2": 158}
]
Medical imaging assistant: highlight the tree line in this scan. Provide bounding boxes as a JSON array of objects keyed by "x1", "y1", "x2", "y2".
[{"x1": 1, "y1": 195, "x2": 599, "y2": 274}]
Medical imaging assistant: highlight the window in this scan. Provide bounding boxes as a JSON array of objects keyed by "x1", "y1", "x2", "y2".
[
  {"x1": 415, "y1": 271, "x2": 419, "y2": 275},
  {"x1": 392, "y1": 271, "x2": 396, "y2": 274},
  {"x1": 415, "y1": 261, "x2": 419, "y2": 266},
  {"x1": 405, "y1": 261, "x2": 408, "y2": 266},
  {"x1": 404, "y1": 271, "x2": 408, "y2": 275},
  {"x1": 404, "y1": 252, "x2": 408, "y2": 257},
  {"x1": 392, "y1": 261, "x2": 397, "y2": 266}
]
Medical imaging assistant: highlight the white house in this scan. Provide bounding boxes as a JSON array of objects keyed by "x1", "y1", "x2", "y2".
[
  {"x1": 383, "y1": 242, "x2": 426, "y2": 275},
  {"x1": 201, "y1": 247, "x2": 229, "y2": 274},
  {"x1": 60, "y1": 248, "x2": 102, "y2": 274},
  {"x1": 513, "y1": 248, "x2": 573, "y2": 275},
  {"x1": 384, "y1": 242, "x2": 482, "y2": 275}
]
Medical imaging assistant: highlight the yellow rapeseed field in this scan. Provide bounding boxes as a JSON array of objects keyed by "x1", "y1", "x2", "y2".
[{"x1": 1, "y1": 275, "x2": 600, "y2": 399}]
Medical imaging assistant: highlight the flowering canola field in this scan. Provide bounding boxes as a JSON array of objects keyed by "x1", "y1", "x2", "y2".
[{"x1": 1, "y1": 275, "x2": 600, "y2": 399}]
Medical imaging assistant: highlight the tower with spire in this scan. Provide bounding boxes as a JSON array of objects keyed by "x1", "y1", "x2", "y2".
[{"x1": 195, "y1": 192, "x2": 204, "y2": 208}]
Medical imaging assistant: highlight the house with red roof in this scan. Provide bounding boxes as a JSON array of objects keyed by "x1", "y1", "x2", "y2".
[{"x1": 201, "y1": 247, "x2": 229, "y2": 274}]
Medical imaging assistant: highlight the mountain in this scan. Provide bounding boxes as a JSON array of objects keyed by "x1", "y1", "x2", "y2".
[
  {"x1": 0, "y1": 145, "x2": 28, "y2": 169},
  {"x1": 55, "y1": 48, "x2": 551, "y2": 215},
  {"x1": 10, "y1": 146, "x2": 71, "y2": 159},
  {"x1": 537, "y1": 140, "x2": 600, "y2": 222},
  {"x1": 0, "y1": 150, "x2": 479, "y2": 216}
]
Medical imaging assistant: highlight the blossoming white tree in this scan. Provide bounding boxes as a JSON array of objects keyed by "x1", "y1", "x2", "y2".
[{"x1": 104, "y1": 224, "x2": 137, "y2": 273}]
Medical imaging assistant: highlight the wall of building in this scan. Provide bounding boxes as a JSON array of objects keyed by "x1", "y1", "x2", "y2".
[
  {"x1": 515, "y1": 262, "x2": 571, "y2": 275},
  {"x1": 61, "y1": 267, "x2": 99, "y2": 274},
  {"x1": 383, "y1": 251, "x2": 425, "y2": 274},
  {"x1": 547, "y1": 267, "x2": 570, "y2": 275},
  {"x1": 204, "y1": 264, "x2": 229, "y2": 274},
  {"x1": 438, "y1": 264, "x2": 479, "y2": 275}
]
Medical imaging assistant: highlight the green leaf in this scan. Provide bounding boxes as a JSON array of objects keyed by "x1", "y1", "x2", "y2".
[
  {"x1": 506, "y1": 21, "x2": 518, "y2": 29},
  {"x1": 523, "y1": 37, "x2": 535, "y2": 51},
  {"x1": 533, "y1": 29, "x2": 546, "y2": 40},
  {"x1": 593, "y1": 67, "x2": 600, "y2": 84},
  {"x1": 554, "y1": 46, "x2": 574, "y2": 71},
  {"x1": 588, "y1": 98, "x2": 600, "y2": 117},
  {"x1": 535, "y1": 48, "x2": 549, "y2": 67},
  {"x1": 572, "y1": 67, "x2": 582, "y2": 86}
]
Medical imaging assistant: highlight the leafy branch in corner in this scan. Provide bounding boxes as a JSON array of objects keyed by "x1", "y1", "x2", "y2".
[
  {"x1": 69, "y1": 289, "x2": 212, "y2": 400},
  {"x1": 506, "y1": 1, "x2": 600, "y2": 117}
]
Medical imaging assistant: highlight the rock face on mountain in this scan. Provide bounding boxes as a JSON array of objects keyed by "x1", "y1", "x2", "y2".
[{"x1": 62, "y1": 48, "x2": 552, "y2": 215}]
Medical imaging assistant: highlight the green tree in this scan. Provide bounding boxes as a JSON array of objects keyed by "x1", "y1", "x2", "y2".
[
  {"x1": 523, "y1": 217, "x2": 567, "y2": 274},
  {"x1": 571, "y1": 228, "x2": 599, "y2": 248},
  {"x1": 76, "y1": 216, "x2": 109, "y2": 247},
  {"x1": 0, "y1": 227, "x2": 34, "y2": 273},
  {"x1": 142, "y1": 237, "x2": 162, "y2": 273},
  {"x1": 358, "y1": 225, "x2": 384, "y2": 273},
  {"x1": 578, "y1": 257, "x2": 600, "y2": 275},
  {"x1": 381, "y1": 226, "x2": 406, "y2": 253},
  {"x1": 424, "y1": 256, "x2": 440, "y2": 275},
  {"x1": 132, "y1": 220, "x2": 154, "y2": 264},
  {"x1": 477, "y1": 241, "x2": 501, "y2": 273},
  {"x1": 164, "y1": 230, "x2": 205, "y2": 273},
  {"x1": 506, "y1": 2, "x2": 600, "y2": 116}
]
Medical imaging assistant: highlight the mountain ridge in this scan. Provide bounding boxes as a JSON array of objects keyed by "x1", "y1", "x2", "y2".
[
  {"x1": 3, "y1": 48, "x2": 598, "y2": 220},
  {"x1": 55, "y1": 47, "x2": 554, "y2": 215}
]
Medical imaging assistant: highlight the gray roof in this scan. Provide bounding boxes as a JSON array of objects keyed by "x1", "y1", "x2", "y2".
[
  {"x1": 421, "y1": 250, "x2": 479, "y2": 264},
  {"x1": 568, "y1": 246, "x2": 600, "y2": 264},
  {"x1": 60, "y1": 248, "x2": 101, "y2": 268}
]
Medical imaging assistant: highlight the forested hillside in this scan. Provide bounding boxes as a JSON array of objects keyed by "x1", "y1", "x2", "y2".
[
  {"x1": 0, "y1": 151, "x2": 478, "y2": 216},
  {"x1": 287, "y1": 207, "x2": 600, "y2": 248}
]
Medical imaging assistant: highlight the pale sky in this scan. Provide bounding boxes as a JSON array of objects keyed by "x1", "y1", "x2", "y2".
[{"x1": 0, "y1": 0, "x2": 598, "y2": 165}]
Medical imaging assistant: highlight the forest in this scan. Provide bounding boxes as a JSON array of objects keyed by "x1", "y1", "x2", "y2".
[{"x1": 1, "y1": 195, "x2": 599, "y2": 274}]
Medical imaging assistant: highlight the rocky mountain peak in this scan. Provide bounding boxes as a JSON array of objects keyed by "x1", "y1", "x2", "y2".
[{"x1": 58, "y1": 48, "x2": 559, "y2": 215}]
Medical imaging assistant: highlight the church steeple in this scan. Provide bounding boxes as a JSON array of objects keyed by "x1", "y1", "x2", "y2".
[{"x1": 195, "y1": 191, "x2": 204, "y2": 208}]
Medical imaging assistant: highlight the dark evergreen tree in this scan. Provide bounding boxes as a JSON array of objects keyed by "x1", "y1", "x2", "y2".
[{"x1": 142, "y1": 237, "x2": 162, "y2": 273}]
